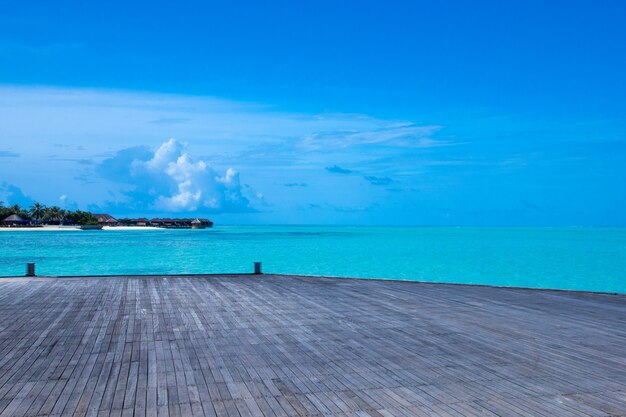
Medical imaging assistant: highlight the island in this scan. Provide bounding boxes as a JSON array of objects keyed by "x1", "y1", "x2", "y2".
[{"x1": 0, "y1": 203, "x2": 213, "y2": 230}]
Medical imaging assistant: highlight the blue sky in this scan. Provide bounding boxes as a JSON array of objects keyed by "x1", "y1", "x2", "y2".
[{"x1": 1, "y1": 1, "x2": 625, "y2": 225}]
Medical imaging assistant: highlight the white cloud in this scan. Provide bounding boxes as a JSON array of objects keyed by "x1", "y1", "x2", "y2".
[
  {"x1": 102, "y1": 138, "x2": 253, "y2": 213},
  {"x1": 298, "y1": 124, "x2": 444, "y2": 151},
  {"x1": 0, "y1": 85, "x2": 449, "y2": 158}
]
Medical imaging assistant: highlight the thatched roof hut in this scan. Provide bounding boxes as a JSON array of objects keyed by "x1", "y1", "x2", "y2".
[
  {"x1": 94, "y1": 214, "x2": 118, "y2": 225},
  {"x1": 2, "y1": 214, "x2": 26, "y2": 225}
]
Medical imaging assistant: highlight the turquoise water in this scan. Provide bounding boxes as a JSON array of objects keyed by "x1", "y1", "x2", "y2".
[{"x1": 1, "y1": 226, "x2": 625, "y2": 293}]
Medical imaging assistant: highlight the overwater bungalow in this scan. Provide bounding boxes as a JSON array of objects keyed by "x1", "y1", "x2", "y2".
[
  {"x1": 115, "y1": 217, "x2": 148, "y2": 226},
  {"x1": 103, "y1": 216, "x2": 213, "y2": 228},
  {"x1": 155, "y1": 218, "x2": 174, "y2": 227},
  {"x1": 133, "y1": 218, "x2": 149, "y2": 226},
  {"x1": 148, "y1": 217, "x2": 213, "y2": 228},
  {"x1": 199, "y1": 218, "x2": 213, "y2": 227}
]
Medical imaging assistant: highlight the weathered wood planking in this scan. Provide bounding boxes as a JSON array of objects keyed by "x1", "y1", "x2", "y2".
[{"x1": 0, "y1": 274, "x2": 624, "y2": 417}]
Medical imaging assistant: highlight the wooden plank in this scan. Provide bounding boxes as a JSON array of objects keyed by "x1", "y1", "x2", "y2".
[{"x1": 0, "y1": 275, "x2": 623, "y2": 416}]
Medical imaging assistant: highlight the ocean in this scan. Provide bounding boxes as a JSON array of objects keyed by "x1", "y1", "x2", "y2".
[{"x1": 1, "y1": 226, "x2": 625, "y2": 293}]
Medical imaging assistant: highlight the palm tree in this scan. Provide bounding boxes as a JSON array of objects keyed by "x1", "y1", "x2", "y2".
[
  {"x1": 44, "y1": 206, "x2": 64, "y2": 223},
  {"x1": 29, "y1": 202, "x2": 45, "y2": 221}
]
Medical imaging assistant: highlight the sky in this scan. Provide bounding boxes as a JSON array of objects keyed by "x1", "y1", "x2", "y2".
[{"x1": 0, "y1": 1, "x2": 625, "y2": 225}]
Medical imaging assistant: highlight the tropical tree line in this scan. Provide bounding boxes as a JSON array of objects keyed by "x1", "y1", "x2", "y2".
[{"x1": 0, "y1": 202, "x2": 98, "y2": 225}]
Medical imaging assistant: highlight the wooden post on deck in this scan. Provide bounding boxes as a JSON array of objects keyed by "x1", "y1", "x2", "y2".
[
  {"x1": 254, "y1": 262, "x2": 262, "y2": 275},
  {"x1": 26, "y1": 263, "x2": 36, "y2": 277}
]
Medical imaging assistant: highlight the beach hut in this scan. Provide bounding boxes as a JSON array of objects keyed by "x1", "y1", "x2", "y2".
[
  {"x1": 2, "y1": 214, "x2": 26, "y2": 226},
  {"x1": 94, "y1": 214, "x2": 118, "y2": 226}
]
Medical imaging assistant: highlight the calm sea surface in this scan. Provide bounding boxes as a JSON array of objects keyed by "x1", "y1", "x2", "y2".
[{"x1": 1, "y1": 226, "x2": 625, "y2": 293}]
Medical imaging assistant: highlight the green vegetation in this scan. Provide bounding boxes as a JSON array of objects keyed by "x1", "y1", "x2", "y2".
[
  {"x1": 28, "y1": 202, "x2": 45, "y2": 220},
  {"x1": 0, "y1": 202, "x2": 98, "y2": 225},
  {"x1": 0, "y1": 203, "x2": 28, "y2": 220},
  {"x1": 65, "y1": 210, "x2": 99, "y2": 226}
]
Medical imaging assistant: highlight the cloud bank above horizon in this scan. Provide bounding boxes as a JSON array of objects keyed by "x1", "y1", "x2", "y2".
[{"x1": 1, "y1": 85, "x2": 624, "y2": 225}]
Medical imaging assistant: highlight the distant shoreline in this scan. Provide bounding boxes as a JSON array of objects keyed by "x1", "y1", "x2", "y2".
[{"x1": 0, "y1": 225, "x2": 167, "y2": 232}]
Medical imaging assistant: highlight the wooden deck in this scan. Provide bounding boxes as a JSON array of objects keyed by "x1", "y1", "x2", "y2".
[{"x1": 0, "y1": 275, "x2": 624, "y2": 417}]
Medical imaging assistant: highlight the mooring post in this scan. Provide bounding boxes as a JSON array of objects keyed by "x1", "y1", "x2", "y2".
[
  {"x1": 26, "y1": 262, "x2": 36, "y2": 277},
  {"x1": 254, "y1": 262, "x2": 262, "y2": 275}
]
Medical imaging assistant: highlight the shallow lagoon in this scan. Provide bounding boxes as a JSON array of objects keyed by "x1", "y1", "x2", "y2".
[{"x1": 1, "y1": 226, "x2": 625, "y2": 293}]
